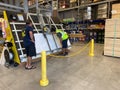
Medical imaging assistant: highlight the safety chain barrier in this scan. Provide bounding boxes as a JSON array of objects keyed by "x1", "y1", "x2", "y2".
[
  {"x1": 47, "y1": 39, "x2": 94, "y2": 58},
  {"x1": 39, "y1": 39, "x2": 94, "y2": 86}
]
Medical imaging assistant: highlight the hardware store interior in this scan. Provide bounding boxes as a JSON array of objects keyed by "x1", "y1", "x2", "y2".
[{"x1": 0, "y1": 0, "x2": 120, "y2": 90}]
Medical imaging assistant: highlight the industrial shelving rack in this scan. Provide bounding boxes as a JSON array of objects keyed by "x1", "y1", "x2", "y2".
[{"x1": 58, "y1": 0, "x2": 118, "y2": 43}]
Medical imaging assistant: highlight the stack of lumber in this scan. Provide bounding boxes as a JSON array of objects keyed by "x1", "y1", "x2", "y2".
[{"x1": 104, "y1": 19, "x2": 120, "y2": 57}]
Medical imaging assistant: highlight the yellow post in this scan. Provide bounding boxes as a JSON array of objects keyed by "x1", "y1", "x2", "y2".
[
  {"x1": 40, "y1": 51, "x2": 49, "y2": 86},
  {"x1": 89, "y1": 39, "x2": 94, "y2": 56},
  {"x1": 3, "y1": 11, "x2": 20, "y2": 64}
]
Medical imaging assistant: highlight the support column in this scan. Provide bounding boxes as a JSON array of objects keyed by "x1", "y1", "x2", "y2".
[
  {"x1": 23, "y1": 0, "x2": 28, "y2": 13},
  {"x1": 4, "y1": 0, "x2": 8, "y2": 4},
  {"x1": 52, "y1": 0, "x2": 58, "y2": 17},
  {"x1": 9, "y1": 0, "x2": 13, "y2": 5},
  {"x1": 35, "y1": 0, "x2": 39, "y2": 13},
  {"x1": 40, "y1": 51, "x2": 49, "y2": 86},
  {"x1": 52, "y1": 0, "x2": 61, "y2": 24},
  {"x1": 15, "y1": 0, "x2": 20, "y2": 7}
]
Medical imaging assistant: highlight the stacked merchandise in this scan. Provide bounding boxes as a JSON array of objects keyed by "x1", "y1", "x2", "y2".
[
  {"x1": 97, "y1": 30, "x2": 104, "y2": 43},
  {"x1": 81, "y1": 0, "x2": 92, "y2": 4},
  {"x1": 79, "y1": 7, "x2": 91, "y2": 20},
  {"x1": 58, "y1": 0, "x2": 70, "y2": 9},
  {"x1": 112, "y1": 3, "x2": 120, "y2": 19},
  {"x1": 97, "y1": 3, "x2": 107, "y2": 19},
  {"x1": 93, "y1": 0, "x2": 103, "y2": 2},
  {"x1": 86, "y1": 6, "x2": 92, "y2": 20},
  {"x1": 70, "y1": 0, "x2": 77, "y2": 7},
  {"x1": 78, "y1": 8, "x2": 86, "y2": 20},
  {"x1": 89, "y1": 31, "x2": 97, "y2": 43},
  {"x1": 89, "y1": 30, "x2": 104, "y2": 43},
  {"x1": 88, "y1": 20, "x2": 105, "y2": 43},
  {"x1": 104, "y1": 19, "x2": 120, "y2": 57}
]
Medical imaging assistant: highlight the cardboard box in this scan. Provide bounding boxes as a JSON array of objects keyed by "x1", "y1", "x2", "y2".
[
  {"x1": 112, "y1": 3, "x2": 120, "y2": 10},
  {"x1": 112, "y1": 3, "x2": 120, "y2": 19},
  {"x1": 98, "y1": 3, "x2": 107, "y2": 9},
  {"x1": 97, "y1": 14, "x2": 107, "y2": 19}
]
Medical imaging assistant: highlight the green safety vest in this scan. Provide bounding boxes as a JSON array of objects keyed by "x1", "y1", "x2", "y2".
[
  {"x1": 56, "y1": 29, "x2": 68, "y2": 40},
  {"x1": 22, "y1": 28, "x2": 25, "y2": 37}
]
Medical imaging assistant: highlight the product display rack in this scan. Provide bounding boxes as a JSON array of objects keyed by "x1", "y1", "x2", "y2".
[{"x1": 64, "y1": 19, "x2": 105, "y2": 43}]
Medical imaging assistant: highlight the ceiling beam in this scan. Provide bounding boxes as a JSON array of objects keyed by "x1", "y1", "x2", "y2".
[
  {"x1": 0, "y1": 7, "x2": 21, "y2": 12},
  {"x1": 0, "y1": 2, "x2": 24, "y2": 10}
]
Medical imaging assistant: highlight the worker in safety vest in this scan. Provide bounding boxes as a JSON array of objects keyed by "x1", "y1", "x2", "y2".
[
  {"x1": 0, "y1": 17, "x2": 6, "y2": 44},
  {"x1": 55, "y1": 29, "x2": 69, "y2": 56}
]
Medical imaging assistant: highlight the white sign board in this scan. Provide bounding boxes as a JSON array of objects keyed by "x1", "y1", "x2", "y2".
[
  {"x1": 46, "y1": 34, "x2": 57, "y2": 50},
  {"x1": 34, "y1": 33, "x2": 50, "y2": 54}
]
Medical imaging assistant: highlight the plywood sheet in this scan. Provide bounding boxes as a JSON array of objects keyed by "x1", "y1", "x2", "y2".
[
  {"x1": 105, "y1": 31, "x2": 120, "y2": 38},
  {"x1": 104, "y1": 38, "x2": 120, "y2": 57},
  {"x1": 105, "y1": 19, "x2": 120, "y2": 25},
  {"x1": 105, "y1": 25, "x2": 120, "y2": 32}
]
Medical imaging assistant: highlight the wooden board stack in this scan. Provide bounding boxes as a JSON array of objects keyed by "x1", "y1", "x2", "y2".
[{"x1": 104, "y1": 19, "x2": 120, "y2": 57}]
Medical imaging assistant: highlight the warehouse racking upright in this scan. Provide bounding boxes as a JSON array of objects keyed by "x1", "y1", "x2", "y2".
[
  {"x1": 104, "y1": 2, "x2": 120, "y2": 57},
  {"x1": 0, "y1": 0, "x2": 71, "y2": 66}
]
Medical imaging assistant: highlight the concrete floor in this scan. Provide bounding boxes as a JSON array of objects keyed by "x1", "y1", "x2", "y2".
[{"x1": 0, "y1": 43, "x2": 120, "y2": 90}]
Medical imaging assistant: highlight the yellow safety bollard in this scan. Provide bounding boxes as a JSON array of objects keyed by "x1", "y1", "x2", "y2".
[
  {"x1": 40, "y1": 51, "x2": 49, "y2": 86},
  {"x1": 89, "y1": 39, "x2": 94, "y2": 56}
]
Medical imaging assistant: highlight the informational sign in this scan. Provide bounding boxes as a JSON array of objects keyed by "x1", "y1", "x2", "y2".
[
  {"x1": 34, "y1": 33, "x2": 50, "y2": 54},
  {"x1": 17, "y1": 14, "x2": 24, "y2": 21},
  {"x1": 52, "y1": 1, "x2": 58, "y2": 10},
  {"x1": 34, "y1": 33, "x2": 63, "y2": 54},
  {"x1": 46, "y1": 34, "x2": 57, "y2": 50}
]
